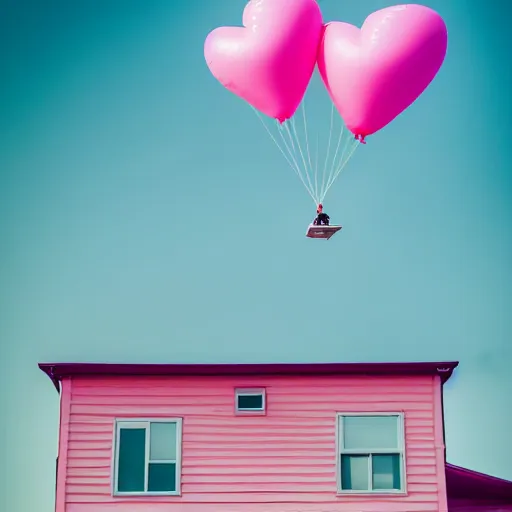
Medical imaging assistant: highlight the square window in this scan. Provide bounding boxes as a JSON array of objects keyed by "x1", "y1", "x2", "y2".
[
  {"x1": 337, "y1": 413, "x2": 405, "y2": 494},
  {"x1": 235, "y1": 388, "x2": 265, "y2": 413},
  {"x1": 372, "y1": 454, "x2": 401, "y2": 490},
  {"x1": 114, "y1": 419, "x2": 182, "y2": 495},
  {"x1": 148, "y1": 462, "x2": 176, "y2": 492}
]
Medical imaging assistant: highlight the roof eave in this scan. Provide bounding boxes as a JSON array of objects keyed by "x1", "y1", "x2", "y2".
[
  {"x1": 38, "y1": 364, "x2": 61, "y2": 393},
  {"x1": 38, "y1": 360, "x2": 459, "y2": 393}
]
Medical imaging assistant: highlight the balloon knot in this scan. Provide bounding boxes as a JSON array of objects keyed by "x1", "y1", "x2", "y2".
[{"x1": 355, "y1": 134, "x2": 367, "y2": 144}]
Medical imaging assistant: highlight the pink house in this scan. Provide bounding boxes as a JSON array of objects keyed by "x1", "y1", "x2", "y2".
[{"x1": 39, "y1": 360, "x2": 512, "y2": 512}]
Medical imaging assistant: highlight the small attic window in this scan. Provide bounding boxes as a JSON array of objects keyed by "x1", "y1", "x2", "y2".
[{"x1": 235, "y1": 388, "x2": 265, "y2": 413}]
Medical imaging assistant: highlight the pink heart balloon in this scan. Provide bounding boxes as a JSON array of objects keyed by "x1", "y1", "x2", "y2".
[
  {"x1": 204, "y1": 0, "x2": 323, "y2": 123},
  {"x1": 318, "y1": 4, "x2": 448, "y2": 141}
]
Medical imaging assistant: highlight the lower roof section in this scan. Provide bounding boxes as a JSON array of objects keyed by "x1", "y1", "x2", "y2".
[{"x1": 446, "y1": 463, "x2": 512, "y2": 502}]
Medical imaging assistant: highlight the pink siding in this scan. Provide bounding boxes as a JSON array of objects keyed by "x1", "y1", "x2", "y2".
[{"x1": 60, "y1": 374, "x2": 446, "y2": 512}]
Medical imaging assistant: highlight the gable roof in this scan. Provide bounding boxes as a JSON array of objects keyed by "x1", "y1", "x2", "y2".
[
  {"x1": 446, "y1": 463, "x2": 512, "y2": 502},
  {"x1": 38, "y1": 360, "x2": 459, "y2": 392}
]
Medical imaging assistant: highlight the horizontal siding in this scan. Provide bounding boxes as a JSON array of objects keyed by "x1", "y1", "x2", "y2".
[{"x1": 65, "y1": 375, "x2": 441, "y2": 512}]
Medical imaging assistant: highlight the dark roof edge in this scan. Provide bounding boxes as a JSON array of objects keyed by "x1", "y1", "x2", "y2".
[
  {"x1": 38, "y1": 361, "x2": 459, "y2": 393},
  {"x1": 40, "y1": 365, "x2": 61, "y2": 393}
]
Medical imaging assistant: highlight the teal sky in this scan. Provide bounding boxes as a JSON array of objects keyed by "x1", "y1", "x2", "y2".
[{"x1": 1, "y1": 1, "x2": 511, "y2": 510}]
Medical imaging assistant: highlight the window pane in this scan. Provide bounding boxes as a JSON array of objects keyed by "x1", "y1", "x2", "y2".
[
  {"x1": 150, "y1": 422, "x2": 177, "y2": 461},
  {"x1": 237, "y1": 394, "x2": 263, "y2": 410},
  {"x1": 117, "y1": 428, "x2": 146, "y2": 492},
  {"x1": 340, "y1": 455, "x2": 369, "y2": 490},
  {"x1": 148, "y1": 462, "x2": 176, "y2": 492},
  {"x1": 342, "y1": 415, "x2": 399, "y2": 450},
  {"x1": 372, "y1": 454, "x2": 401, "y2": 490}
]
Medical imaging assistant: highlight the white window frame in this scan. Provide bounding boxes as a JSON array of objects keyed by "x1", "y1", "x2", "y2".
[
  {"x1": 336, "y1": 412, "x2": 407, "y2": 495},
  {"x1": 234, "y1": 388, "x2": 266, "y2": 414},
  {"x1": 112, "y1": 418, "x2": 182, "y2": 497}
]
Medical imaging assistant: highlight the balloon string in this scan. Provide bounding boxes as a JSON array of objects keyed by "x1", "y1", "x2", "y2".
[
  {"x1": 320, "y1": 114, "x2": 345, "y2": 201},
  {"x1": 322, "y1": 137, "x2": 355, "y2": 200},
  {"x1": 289, "y1": 117, "x2": 317, "y2": 204},
  {"x1": 320, "y1": 138, "x2": 359, "y2": 202},
  {"x1": 276, "y1": 123, "x2": 317, "y2": 202},
  {"x1": 320, "y1": 103, "x2": 335, "y2": 203},
  {"x1": 251, "y1": 107, "x2": 317, "y2": 204},
  {"x1": 301, "y1": 102, "x2": 316, "y2": 200},
  {"x1": 314, "y1": 133, "x2": 319, "y2": 202},
  {"x1": 281, "y1": 119, "x2": 321, "y2": 202}
]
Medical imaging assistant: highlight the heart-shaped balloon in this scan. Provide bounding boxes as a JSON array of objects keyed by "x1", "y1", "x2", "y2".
[
  {"x1": 318, "y1": 5, "x2": 448, "y2": 141},
  {"x1": 204, "y1": 0, "x2": 323, "y2": 123}
]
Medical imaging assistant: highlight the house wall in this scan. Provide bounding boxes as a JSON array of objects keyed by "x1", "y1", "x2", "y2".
[{"x1": 57, "y1": 373, "x2": 447, "y2": 512}]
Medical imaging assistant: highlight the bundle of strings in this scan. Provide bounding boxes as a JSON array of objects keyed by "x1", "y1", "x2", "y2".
[{"x1": 252, "y1": 101, "x2": 359, "y2": 205}]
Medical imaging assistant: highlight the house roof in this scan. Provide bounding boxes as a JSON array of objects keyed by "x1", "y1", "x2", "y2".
[
  {"x1": 38, "y1": 360, "x2": 459, "y2": 392},
  {"x1": 446, "y1": 463, "x2": 512, "y2": 502}
]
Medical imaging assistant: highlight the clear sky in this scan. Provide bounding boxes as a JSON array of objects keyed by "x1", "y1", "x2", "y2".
[{"x1": 1, "y1": 1, "x2": 511, "y2": 511}]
